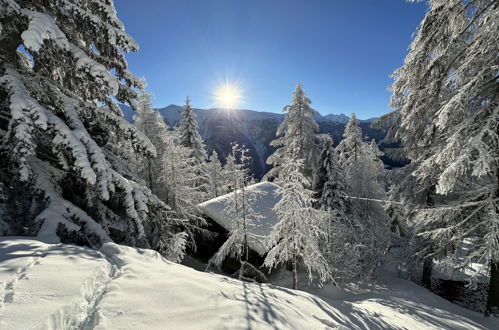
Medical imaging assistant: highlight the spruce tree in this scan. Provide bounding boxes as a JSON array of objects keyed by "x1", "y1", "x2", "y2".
[
  {"x1": 159, "y1": 129, "x2": 208, "y2": 252},
  {"x1": 133, "y1": 88, "x2": 170, "y2": 199},
  {"x1": 336, "y1": 114, "x2": 389, "y2": 277},
  {"x1": 264, "y1": 145, "x2": 331, "y2": 289},
  {"x1": 266, "y1": 84, "x2": 319, "y2": 184},
  {"x1": 337, "y1": 113, "x2": 363, "y2": 165},
  {"x1": 0, "y1": 0, "x2": 172, "y2": 248},
  {"x1": 221, "y1": 152, "x2": 239, "y2": 194},
  {"x1": 178, "y1": 96, "x2": 207, "y2": 163},
  {"x1": 315, "y1": 138, "x2": 363, "y2": 281},
  {"x1": 206, "y1": 150, "x2": 224, "y2": 199},
  {"x1": 316, "y1": 138, "x2": 350, "y2": 215},
  {"x1": 390, "y1": 0, "x2": 499, "y2": 313},
  {"x1": 337, "y1": 114, "x2": 385, "y2": 217},
  {"x1": 208, "y1": 144, "x2": 266, "y2": 281}
]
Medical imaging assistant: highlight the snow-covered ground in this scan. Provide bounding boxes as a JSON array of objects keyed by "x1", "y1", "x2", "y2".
[{"x1": 1, "y1": 237, "x2": 497, "y2": 330}]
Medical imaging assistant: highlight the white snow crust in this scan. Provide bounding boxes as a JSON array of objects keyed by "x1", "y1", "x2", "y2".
[
  {"x1": 198, "y1": 181, "x2": 281, "y2": 255},
  {"x1": 1, "y1": 237, "x2": 498, "y2": 329}
]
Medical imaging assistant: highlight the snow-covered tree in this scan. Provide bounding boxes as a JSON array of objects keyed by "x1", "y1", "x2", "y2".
[
  {"x1": 266, "y1": 84, "x2": 320, "y2": 184},
  {"x1": 178, "y1": 96, "x2": 207, "y2": 163},
  {"x1": 221, "y1": 152, "x2": 242, "y2": 194},
  {"x1": 159, "y1": 129, "x2": 208, "y2": 252},
  {"x1": 337, "y1": 113, "x2": 363, "y2": 164},
  {"x1": 390, "y1": 0, "x2": 499, "y2": 313},
  {"x1": 336, "y1": 115, "x2": 390, "y2": 277},
  {"x1": 314, "y1": 137, "x2": 365, "y2": 281},
  {"x1": 206, "y1": 150, "x2": 224, "y2": 199},
  {"x1": 264, "y1": 145, "x2": 331, "y2": 289},
  {"x1": 337, "y1": 114, "x2": 386, "y2": 217},
  {"x1": 315, "y1": 137, "x2": 350, "y2": 215},
  {"x1": 0, "y1": 0, "x2": 173, "y2": 249},
  {"x1": 208, "y1": 144, "x2": 266, "y2": 281},
  {"x1": 133, "y1": 88, "x2": 170, "y2": 199}
]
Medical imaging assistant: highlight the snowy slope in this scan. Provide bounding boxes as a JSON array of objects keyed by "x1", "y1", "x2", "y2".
[{"x1": 2, "y1": 237, "x2": 497, "y2": 330}]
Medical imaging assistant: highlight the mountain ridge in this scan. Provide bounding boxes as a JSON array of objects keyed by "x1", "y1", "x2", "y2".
[
  {"x1": 120, "y1": 104, "x2": 385, "y2": 178},
  {"x1": 121, "y1": 103, "x2": 378, "y2": 125}
]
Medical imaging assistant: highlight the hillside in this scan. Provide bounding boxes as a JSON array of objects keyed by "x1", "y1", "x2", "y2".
[
  {"x1": 1, "y1": 237, "x2": 497, "y2": 330},
  {"x1": 120, "y1": 104, "x2": 386, "y2": 178}
]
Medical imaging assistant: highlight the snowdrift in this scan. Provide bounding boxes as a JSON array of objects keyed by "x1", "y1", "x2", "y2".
[{"x1": 1, "y1": 237, "x2": 497, "y2": 329}]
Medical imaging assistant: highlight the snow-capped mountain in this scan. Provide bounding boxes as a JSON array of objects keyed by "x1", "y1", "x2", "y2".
[{"x1": 120, "y1": 104, "x2": 384, "y2": 179}]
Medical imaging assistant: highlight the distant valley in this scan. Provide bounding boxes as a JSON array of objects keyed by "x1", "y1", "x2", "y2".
[{"x1": 120, "y1": 104, "x2": 386, "y2": 179}]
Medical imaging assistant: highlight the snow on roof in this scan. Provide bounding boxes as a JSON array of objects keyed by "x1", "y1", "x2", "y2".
[
  {"x1": 197, "y1": 181, "x2": 281, "y2": 255},
  {"x1": 433, "y1": 238, "x2": 490, "y2": 283}
]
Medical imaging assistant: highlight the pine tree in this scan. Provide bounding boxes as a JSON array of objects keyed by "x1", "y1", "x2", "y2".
[
  {"x1": 178, "y1": 96, "x2": 207, "y2": 163},
  {"x1": 266, "y1": 84, "x2": 320, "y2": 184},
  {"x1": 221, "y1": 152, "x2": 239, "y2": 194},
  {"x1": 159, "y1": 129, "x2": 209, "y2": 251},
  {"x1": 336, "y1": 115, "x2": 390, "y2": 277},
  {"x1": 208, "y1": 144, "x2": 266, "y2": 281},
  {"x1": 0, "y1": 0, "x2": 173, "y2": 248},
  {"x1": 337, "y1": 113, "x2": 363, "y2": 165},
  {"x1": 337, "y1": 114, "x2": 385, "y2": 217},
  {"x1": 389, "y1": 0, "x2": 499, "y2": 313},
  {"x1": 133, "y1": 88, "x2": 170, "y2": 199},
  {"x1": 315, "y1": 138, "x2": 364, "y2": 281},
  {"x1": 264, "y1": 145, "x2": 331, "y2": 289},
  {"x1": 315, "y1": 138, "x2": 350, "y2": 215},
  {"x1": 206, "y1": 150, "x2": 224, "y2": 199}
]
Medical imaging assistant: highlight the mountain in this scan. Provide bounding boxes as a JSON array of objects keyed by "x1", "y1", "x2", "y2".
[
  {"x1": 120, "y1": 104, "x2": 386, "y2": 179},
  {"x1": 323, "y1": 113, "x2": 350, "y2": 124}
]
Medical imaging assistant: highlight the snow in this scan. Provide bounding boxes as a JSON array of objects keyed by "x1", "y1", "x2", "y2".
[
  {"x1": 20, "y1": 10, "x2": 119, "y2": 95},
  {"x1": 198, "y1": 181, "x2": 281, "y2": 255},
  {"x1": 433, "y1": 238, "x2": 490, "y2": 283},
  {"x1": 1, "y1": 236, "x2": 497, "y2": 330}
]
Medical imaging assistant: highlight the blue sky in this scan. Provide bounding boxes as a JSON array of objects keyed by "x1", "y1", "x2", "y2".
[{"x1": 114, "y1": 0, "x2": 428, "y2": 119}]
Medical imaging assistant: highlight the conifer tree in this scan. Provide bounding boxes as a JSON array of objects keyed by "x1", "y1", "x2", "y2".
[
  {"x1": 133, "y1": 88, "x2": 169, "y2": 199},
  {"x1": 159, "y1": 129, "x2": 208, "y2": 248},
  {"x1": 206, "y1": 150, "x2": 224, "y2": 199},
  {"x1": 390, "y1": 0, "x2": 499, "y2": 313},
  {"x1": 264, "y1": 145, "x2": 331, "y2": 289},
  {"x1": 0, "y1": 0, "x2": 172, "y2": 248},
  {"x1": 315, "y1": 138, "x2": 350, "y2": 215},
  {"x1": 337, "y1": 113, "x2": 363, "y2": 165},
  {"x1": 221, "y1": 152, "x2": 240, "y2": 194},
  {"x1": 336, "y1": 114, "x2": 390, "y2": 276},
  {"x1": 315, "y1": 138, "x2": 363, "y2": 280},
  {"x1": 208, "y1": 144, "x2": 266, "y2": 281},
  {"x1": 337, "y1": 114, "x2": 385, "y2": 217},
  {"x1": 178, "y1": 96, "x2": 207, "y2": 163},
  {"x1": 266, "y1": 84, "x2": 320, "y2": 184}
]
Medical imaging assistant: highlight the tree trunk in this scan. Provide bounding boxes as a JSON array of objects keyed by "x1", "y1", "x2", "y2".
[
  {"x1": 292, "y1": 257, "x2": 298, "y2": 290},
  {"x1": 421, "y1": 185, "x2": 435, "y2": 289},
  {"x1": 486, "y1": 259, "x2": 499, "y2": 315},
  {"x1": 147, "y1": 158, "x2": 153, "y2": 192},
  {"x1": 238, "y1": 259, "x2": 245, "y2": 281},
  {"x1": 422, "y1": 258, "x2": 433, "y2": 289},
  {"x1": 487, "y1": 170, "x2": 499, "y2": 315}
]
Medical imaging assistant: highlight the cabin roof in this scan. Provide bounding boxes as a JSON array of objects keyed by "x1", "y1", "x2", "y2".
[
  {"x1": 197, "y1": 181, "x2": 281, "y2": 255},
  {"x1": 433, "y1": 238, "x2": 489, "y2": 283}
]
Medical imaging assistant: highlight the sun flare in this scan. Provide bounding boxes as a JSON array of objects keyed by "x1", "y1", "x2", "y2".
[{"x1": 215, "y1": 84, "x2": 242, "y2": 109}]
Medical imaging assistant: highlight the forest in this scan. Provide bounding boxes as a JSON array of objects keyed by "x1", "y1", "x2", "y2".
[{"x1": 0, "y1": 0, "x2": 498, "y2": 328}]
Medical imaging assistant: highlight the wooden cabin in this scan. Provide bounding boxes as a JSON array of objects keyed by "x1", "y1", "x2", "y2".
[
  {"x1": 432, "y1": 238, "x2": 489, "y2": 311},
  {"x1": 193, "y1": 181, "x2": 282, "y2": 276}
]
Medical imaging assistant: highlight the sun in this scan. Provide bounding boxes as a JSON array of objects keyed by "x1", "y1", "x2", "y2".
[{"x1": 214, "y1": 83, "x2": 243, "y2": 109}]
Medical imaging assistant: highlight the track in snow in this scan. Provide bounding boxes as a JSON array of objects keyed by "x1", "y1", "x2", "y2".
[{"x1": 0, "y1": 247, "x2": 46, "y2": 307}]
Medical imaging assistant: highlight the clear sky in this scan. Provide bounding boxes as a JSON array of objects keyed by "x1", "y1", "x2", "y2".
[{"x1": 114, "y1": 0, "x2": 428, "y2": 119}]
